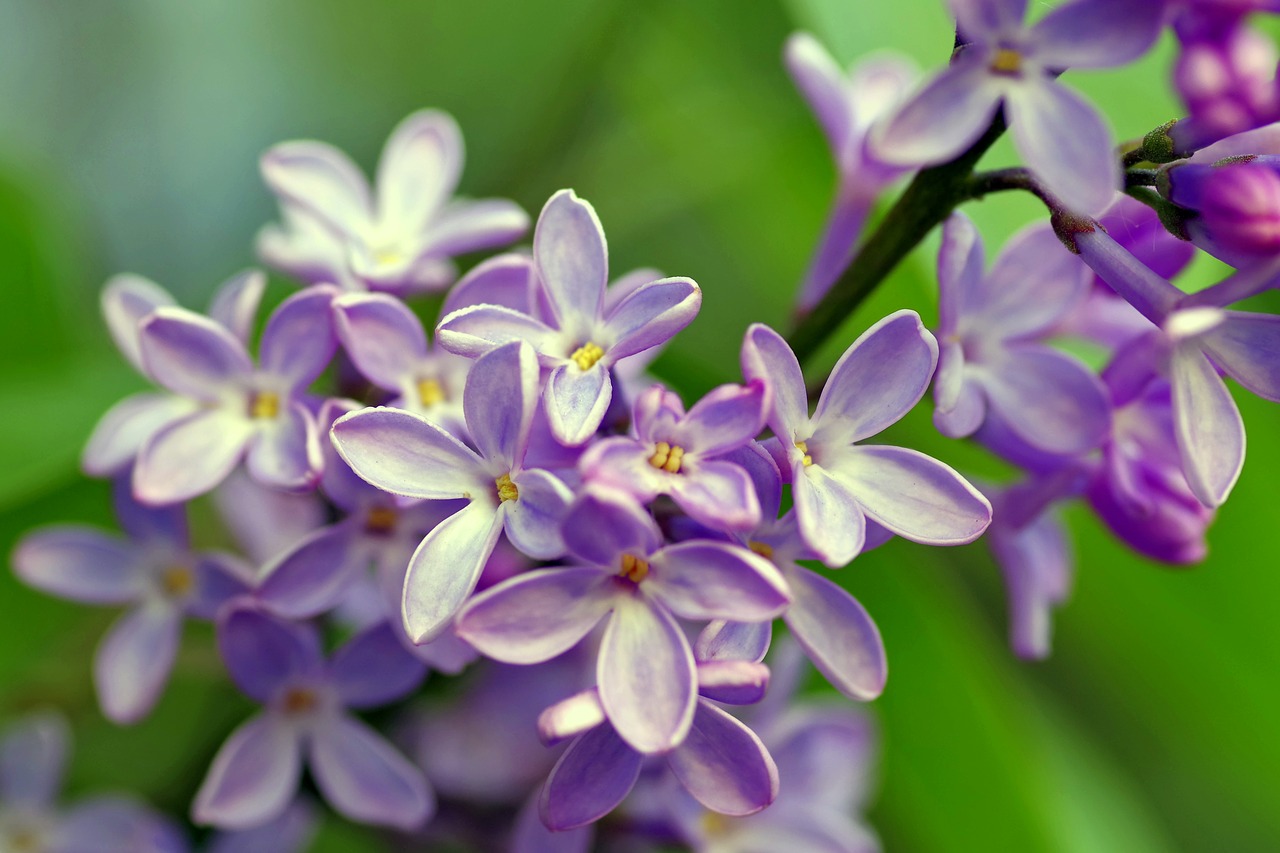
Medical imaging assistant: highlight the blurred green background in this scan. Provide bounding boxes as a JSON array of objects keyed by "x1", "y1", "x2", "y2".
[{"x1": 2, "y1": 0, "x2": 1278, "y2": 850}]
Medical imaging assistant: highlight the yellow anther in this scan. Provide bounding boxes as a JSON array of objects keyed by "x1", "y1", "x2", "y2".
[
  {"x1": 248, "y1": 390, "x2": 280, "y2": 420},
  {"x1": 495, "y1": 473, "x2": 519, "y2": 503},
  {"x1": 990, "y1": 47, "x2": 1022, "y2": 75},
  {"x1": 373, "y1": 245, "x2": 404, "y2": 266},
  {"x1": 160, "y1": 565, "x2": 194, "y2": 598},
  {"x1": 570, "y1": 341, "x2": 605, "y2": 371},
  {"x1": 794, "y1": 440, "x2": 813, "y2": 467},
  {"x1": 648, "y1": 441, "x2": 686, "y2": 474},
  {"x1": 416, "y1": 377, "x2": 445, "y2": 408},
  {"x1": 748, "y1": 541, "x2": 774, "y2": 560},
  {"x1": 365, "y1": 505, "x2": 398, "y2": 534},
  {"x1": 281, "y1": 686, "x2": 318, "y2": 715},
  {"x1": 619, "y1": 553, "x2": 650, "y2": 584},
  {"x1": 8, "y1": 828, "x2": 42, "y2": 853}
]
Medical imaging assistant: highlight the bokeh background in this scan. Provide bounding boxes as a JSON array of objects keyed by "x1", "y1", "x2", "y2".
[{"x1": 2, "y1": 0, "x2": 1278, "y2": 850}]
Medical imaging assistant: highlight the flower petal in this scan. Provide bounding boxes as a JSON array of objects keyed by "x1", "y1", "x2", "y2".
[
  {"x1": 309, "y1": 715, "x2": 433, "y2": 830},
  {"x1": 947, "y1": 0, "x2": 1026, "y2": 36},
  {"x1": 1200, "y1": 311, "x2": 1280, "y2": 402},
  {"x1": 208, "y1": 269, "x2": 267, "y2": 345},
  {"x1": 694, "y1": 660, "x2": 771, "y2": 705},
  {"x1": 435, "y1": 303, "x2": 560, "y2": 360},
  {"x1": 937, "y1": 213, "x2": 984, "y2": 337},
  {"x1": 974, "y1": 222, "x2": 1089, "y2": 337},
  {"x1": 13, "y1": 528, "x2": 144, "y2": 604},
  {"x1": 561, "y1": 486, "x2": 664, "y2": 567},
  {"x1": 193, "y1": 713, "x2": 302, "y2": 830},
  {"x1": 534, "y1": 189, "x2": 607, "y2": 328},
  {"x1": 465, "y1": 340, "x2": 539, "y2": 467},
  {"x1": 401, "y1": 501, "x2": 504, "y2": 643},
  {"x1": 539, "y1": 724, "x2": 641, "y2": 831},
  {"x1": 504, "y1": 468, "x2": 573, "y2": 559},
  {"x1": 869, "y1": 57, "x2": 1003, "y2": 166},
  {"x1": 668, "y1": 458, "x2": 762, "y2": 532},
  {"x1": 1030, "y1": 0, "x2": 1163, "y2": 70},
  {"x1": 1170, "y1": 346, "x2": 1244, "y2": 507},
  {"x1": 426, "y1": 198, "x2": 530, "y2": 258},
  {"x1": 133, "y1": 409, "x2": 253, "y2": 505},
  {"x1": 741, "y1": 324, "x2": 809, "y2": 442},
  {"x1": 694, "y1": 620, "x2": 772, "y2": 664},
  {"x1": 333, "y1": 292, "x2": 428, "y2": 389},
  {"x1": 139, "y1": 308, "x2": 253, "y2": 400},
  {"x1": 255, "y1": 524, "x2": 360, "y2": 620},
  {"x1": 102, "y1": 273, "x2": 176, "y2": 375},
  {"x1": 670, "y1": 382, "x2": 766, "y2": 457},
  {"x1": 666, "y1": 701, "x2": 778, "y2": 815},
  {"x1": 245, "y1": 402, "x2": 323, "y2": 492},
  {"x1": 646, "y1": 542, "x2": 789, "y2": 622},
  {"x1": 217, "y1": 605, "x2": 323, "y2": 704},
  {"x1": 785, "y1": 566, "x2": 887, "y2": 700},
  {"x1": 512, "y1": 793, "x2": 594, "y2": 853},
  {"x1": 980, "y1": 347, "x2": 1111, "y2": 454},
  {"x1": 330, "y1": 407, "x2": 485, "y2": 500},
  {"x1": 83, "y1": 393, "x2": 197, "y2": 478},
  {"x1": 604, "y1": 276, "x2": 701, "y2": 361},
  {"x1": 793, "y1": 463, "x2": 867, "y2": 567},
  {"x1": 258, "y1": 286, "x2": 338, "y2": 392},
  {"x1": 0, "y1": 712, "x2": 68, "y2": 807},
  {"x1": 260, "y1": 140, "x2": 372, "y2": 235},
  {"x1": 784, "y1": 32, "x2": 854, "y2": 156},
  {"x1": 94, "y1": 604, "x2": 181, "y2": 724},
  {"x1": 537, "y1": 690, "x2": 608, "y2": 745},
  {"x1": 328, "y1": 622, "x2": 427, "y2": 708},
  {"x1": 545, "y1": 361, "x2": 612, "y2": 446},
  {"x1": 376, "y1": 109, "x2": 461, "y2": 235},
  {"x1": 441, "y1": 253, "x2": 536, "y2": 318}
]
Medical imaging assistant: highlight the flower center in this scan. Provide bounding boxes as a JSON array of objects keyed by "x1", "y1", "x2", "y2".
[
  {"x1": 281, "y1": 686, "x2": 319, "y2": 716},
  {"x1": 160, "y1": 565, "x2": 194, "y2": 599},
  {"x1": 648, "y1": 441, "x2": 686, "y2": 474},
  {"x1": 619, "y1": 553, "x2": 649, "y2": 584},
  {"x1": 416, "y1": 377, "x2": 445, "y2": 408},
  {"x1": 748, "y1": 541, "x2": 774, "y2": 559},
  {"x1": 495, "y1": 473, "x2": 519, "y2": 503},
  {"x1": 365, "y1": 505, "x2": 399, "y2": 535},
  {"x1": 794, "y1": 440, "x2": 813, "y2": 467},
  {"x1": 570, "y1": 341, "x2": 605, "y2": 371},
  {"x1": 990, "y1": 47, "x2": 1022, "y2": 75},
  {"x1": 248, "y1": 390, "x2": 280, "y2": 420}
]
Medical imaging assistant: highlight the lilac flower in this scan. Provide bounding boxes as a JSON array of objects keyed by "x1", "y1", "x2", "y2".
[
  {"x1": 259, "y1": 109, "x2": 528, "y2": 295},
  {"x1": 436, "y1": 189, "x2": 702, "y2": 445},
  {"x1": 13, "y1": 483, "x2": 250, "y2": 723},
  {"x1": 211, "y1": 470, "x2": 327, "y2": 567},
  {"x1": 742, "y1": 316, "x2": 991, "y2": 567},
  {"x1": 785, "y1": 33, "x2": 917, "y2": 312},
  {"x1": 331, "y1": 340, "x2": 574, "y2": 643},
  {"x1": 130, "y1": 284, "x2": 338, "y2": 504},
  {"x1": 455, "y1": 486, "x2": 789, "y2": 754},
  {"x1": 871, "y1": 0, "x2": 1164, "y2": 214},
  {"x1": 933, "y1": 212, "x2": 1109, "y2": 454},
  {"x1": 1159, "y1": 156, "x2": 1280, "y2": 264},
  {"x1": 194, "y1": 605, "x2": 431, "y2": 831},
  {"x1": 1171, "y1": 15, "x2": 1280, "y2": 151},
  {"x1": 83, "y1": 270, "x2": 266, "y2": 478},
  {"x1": 581, "y1": 383, "x2": 767, "y2": 532},
  {"x1": 0, "y1": 712, "x2": 181, "y2": 852}
]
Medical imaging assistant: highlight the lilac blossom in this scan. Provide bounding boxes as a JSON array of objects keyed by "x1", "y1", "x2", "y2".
[
  {"x1": 13, "y1": 483, "x2": 250, "y2": 723},
  {"x1": 211, "y1": 470, "x2": 327, "y2": 567},
  {"x1": 1158, "y1": 155, "x2": 1280, "y2": 264},
  {"x1": 581, "y1": 382, "x2": 767, "y2": 532},
  {"x1": 259, "y1": 109, "x2": 528, "y2": 294},
  {"x1": 742, "y1": 316, "x2": 991, "y2": 567},
  {"x1": 194, "y1": 605, "x2": 431, "y2": 831},
  {"x1": 205, "y1": 800, "x2": 318, "y2": 853},
  {"x1": 130, "y1": 284, "x2": 338, "y2": 504},
  {"x1": 331, "y1": 340, "x2": 574, "y2": 643},
  {"x1": 1170, "y1": 14, "x2": 1280, "y2": 151},
  {"x1": 436, "y1": 189, "x2": 702, "y2": 445},
  {"x1": 933, "y1": 212, "x2": 1109, "y2": 454},
  {"x1": 455, "y1": 486, "x2": 789, "y2": 754},
  {"x1": 785, "y1": 33, "x2": 917, "y2": 312},
  {"x1": 871, "y1": 0, "x2": 1164, "y2": 214}
]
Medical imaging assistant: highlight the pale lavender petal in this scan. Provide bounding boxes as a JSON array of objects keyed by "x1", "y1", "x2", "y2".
[
  {"x1": 456, "y1": 568, "x2": 615, "y2": 664},
  {"x1": 217, "y1": 605, "x2": 323, "y2": 703},
  {"x1": 813, "y1": 309, "x2": 937, "y2": 443},
  {"x1": 937, "y1": 213, "x2": 983, "y2": 337},
  {"x1": 646, "y1": 542, "x2": 789, "y2": 622},
  {"x1": 540, "y1": 724, "x2": 641, "y2": 830},
  {"x1": 741, "y1": 324, "x2": 809, "y2": 441},
  {"x1": 133, "y1": 410, "x2": 253, "y2": 505},
  {"x1": 695, "y1": 660, "x2": 771, "y2": 705},
  {"x1": 604, "y1": 277, "x2": 701, "y2": 361},
  {"x1": 102, "y1": 273, "x2": 176, "y2": 374},
  {"x1": 376, "y1": 109, "x2": 460, "y2": 233},
  {"x1": 719, "y1": 442, "x2": 783, "y2": 520},
  {"x1": 260, "y1": 140, "x2": 372, "y2": 235},
  {"x1": 259, "y1": 286, "x2": 338, "y2": 391},
  {"x1": 441, "y1": 253, "x2": 535, "y2": 318},
  {"x1": 947, "y1": 0, "x2": 1026, "y2": 36},
  {"x1": 784, "y1": 32, "x2": 853, "y2": 155},
  {"x1": 869, "y1": 57, "x2": 1003, "y2": 166},
  {"x1": 561, "y1": 487, "x2": 664, "y2": 567},
  {"x1": 976, "y1": 223, "x2": 1089, "y2": 337},
  {"x1": 94, "y1": 604, "x2": 181, "y2": 724},
  {"x1": 435, "y1": 304, "x2": 559, "y2": 359},
  {"x1": 1170, "y1": 346, "x2": 1244, "y2": 507},
  {"x1": 671, "y1": 382, "x2": 766, "y2": 456},
  {"x1": 793, "y1": 464, "x2": 866, "y2": 566},
  {"x1": 426, "y1": 198, "x2": 530, "y2": 258},
  {"x1": 667, "y1": 701, "x2": 778, "y2": 815},
  {"x1": 1030, "y1": 0, "x2": 1163, "y2": 70},
  {"x1": 538, "y1": 690, "x2": 608, "y2": 745},
  {"x1": 139, "y1": 308, "x2": 253, "y2": 400},
  {"x1": 207, "y1": 269, "x2": 267, "y2": 345},
  {"x1": 83, "y1": 393, "x2": 197, "y2": 478},
  {"x1": 0, "y1": 711, "x2": 68, "y2": 807},
  {"x1": 213, "y1": 471, "x2": 327, "y2": 566},
  {"x1": 333, "y1": 292, "x2": 427, "y2": 389},
  {"x1": 188, "y1": 555, "x2": 253, "y2": 620},
  {"x1": 598, "y1": 596, "x2": 696, "y2": 754},
  {"x1": 255, "y1": 525, "x2": 359, "y2": 620},
  {"x1": 328, "y1": 623, "x2": 427, "y2": 708},
  {"x1": 981, "y1": 348, "x2": 1110, "y2": 454},
  {"x1": 309, "y1": 715, "x2": 433, "y2": 830},
  {"x1": 112, "y1": 477, "x2": 187, "y2": 546},
  {"x1": 534, "y1": 190, "x2": 607, "y2": 327},
  {"x1": 785, "y1": 566, "x2": 887, "y2": 700},
  {"x1": 465, "y1": 341, "x2": 539, "y2": 466},
  {"x1": 512, "y1": 793, "x2": 593, "y2": 853},
  {"x1": 402, "y1": 501, "x2": 504, "y2": 643},
  {"x1": 667, "y1": 459, "x2": 762, "y2": 532},
  {"x1": 933, "y1": 343, "x2": 981, "y2": 435},
  {"x1": 52, "y1": 796, "x2": 179, "y2": 853},
  {"x1": 1006, "y1": 79, "x2": 1118, "y2": 215},
  {"x1": 694, "y1": 620, "x2": 772, "y2": 664},
  {"x1": 206, "y1": 800, "x2": 318, "y2": 853},
  {"x1": 193, "y1": 714, "x2": 302, "y2": 829},
  {"x1": 991, "y1": 509, "x2": 1072, "y2": 660},
  {"x1": 330, "y1": 407, "x2": 485, "y2": 500},
  {"x1": 1200, "y1": 311, "x2": 1280, "y2": 401},
  {"x1": 246, "y1": 402, "x2": 322, "y2": 492},
  {"x1": 545, "y1": 361, "x2": 612, "y2": 446},
  {"x1": 504, "y1": 468, "x2": 573, "y2": 559},
  {"x1": 796, "y1": 187, "x2": 876, "y2": 314},
  {"x1": 13, "y1": 528, "x2": 143, "y2": 604}
]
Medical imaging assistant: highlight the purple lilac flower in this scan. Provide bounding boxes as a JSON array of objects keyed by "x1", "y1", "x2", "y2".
[
  {"x1": 211, "y1": 470, "x2": 327, "y2": 567},
  {"x1": 871, "y1": 0, "x2": 1164, "y2": 214},
  {"x1": 259, "y1": 110, "x2": 528, "y2": 295},
  {"x1": 436, "y1": 189, "x2": 702, "y2": 445},
  {"x1": 130, "y1": 284, "x2": 338, "y2": 504},
  {"x1": 0, "y1": 712, "x2": 181, "y2": 853},
  {"x1": 784, "y1": 33, "x2": 917, "y2": 313},
  {"x1": 933, "y1": 212, "x2": 1109, "y2": 454},
  {"x1": 331, "y1": 340, "x2": 574, "y2": 643},
  {"x1": 83, "y1": 270, "x2": 265, "y2": 478},
  {"x1": 742, "y1": 315, "x2": 991, "y2": 567},
  {"x1": 13, "y1": 483, "x2": 250, "y2": 723},
  {"x1": 194, "y1": 605, "x2": 431, "y2": 831},
  {"x1": 455, "y1": 486, "x2": 789, "y2": 754},
  {"x1": 580, "y1": 382, "x2": 767, "y2": 532}
]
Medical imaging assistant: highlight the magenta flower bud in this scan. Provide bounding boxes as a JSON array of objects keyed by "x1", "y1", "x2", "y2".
[{"x1": 1198, "y1": 161, "x2": 1280, "y2": 255}]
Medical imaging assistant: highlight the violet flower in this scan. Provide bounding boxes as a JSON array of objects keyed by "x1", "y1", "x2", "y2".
[
  {"x1": 13, "y1": 483, "x2": 250, "y2": 723},
  {"x1": 259, "y1": 109, "x2": 528, "y2": 295},
  {"x1": 436, "y1": 189, "x2": 702, "y2": 445},
  {"x1": 331, "y1": 340, "x2": 574, "y2": 643},
  {"x1": 742, "y1": 316, "x2": 991, "y2": 567},
  {"x1": 455, "y1": 486, "x2": 789, "y2": 754},
  {"x1": 870, "y1": 0, "x2": 1164, "y2": 214},
  {"x1": 194, "y1": 605, "x2": 431, "y2": 831}
]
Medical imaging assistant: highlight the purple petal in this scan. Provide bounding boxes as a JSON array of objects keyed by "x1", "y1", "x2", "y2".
[
  {"x1": 376, "y1": 109, "x2": 460, "y2": 234},
  {"x1": 666, "y1": 701, "x2": 778, "y2": 815},
  {"x1": 694, "y1": 620, "x2": 772, "y2": 664},
  {"x1": 456, "y1": 568, "x2": 615, "y2": 664},
  {"x1": 668, "y1": 459, "x2": 762, "y2": 532},
  {"x1": 330, "y1": 407, "x2": 486, "y2": 500},
  {"x1": 598, "y1": 596, "x2": 697, "y2": 754},
  {"x1": 328, "y1": 622, "x2": 426, "y2": 708},
  {"x1": 784, "y1": 32, "x2": 853, "y2": 155},
  {"x1": 333, "y1": 292, "x2": 428, "y2": 389},
  {"x1": 187, "y1": 555, "x2": 253, "y2": 620},
  {"x1": 309, "y1": 715, "x2": 433, "y2": 830},
  {"x1": 259, "y1": 286, "x2": 338, "y2": 391},
  {"x1": 133, "y1": 409, "x2": 252, "y2": 505},
  {"x1": 504, "y1": 468, "x2": 573, "y2": 559},
  {"x1": 465, "y1": 341, "x2": 539, "y2": 466},
  {"x1": 604, "y1": 277, "x2": 701, "y2": 361},
  {"x1": 206, "y1": 800, "x2": 318, "y2": 853},
  {"x1": 1170, "y1": 346, "x2": 1244, "y2": 507},
  {"x1": 193, "y1": 714, "x2": 302, "y2": 829},
  {"x1": 976, "y1": 222, "x2": 1089, "y2": 337},
  {"x1": 401, "y1": 501, "x2": 504, "y2": 643},
  {"x1": 695, "y1": 660, "x2": 771, "y2": 705},
  {"x1": 441, "y1": 253, "x2": 535, "y2": 318},
  {"x1": 934, "y1": 344, "x2": 985, "y2": 437},
  {"x1": 990, "y1": 509, "x2": 1072, "y2": 660},
  {"x1": 426, "y1": 198, "x2": 530, "y2": 258},
  {"x1": 718, "y1": 442, "x2": 783, "y2": 520},
  {"x1": 538, "y1": 690, "x2": 608, "y2": 745},
  {"x1": 260, "y1": 140, "x2": 372, "y2": 236},
  {"x1": 246, "y1": 402, "x2": 322, "y2": 492},
  {"x1": 741, "y1": 324, "x2": 809, "y2": 442},
  {"x1": 0, "y1": 712, "x2": 68, "y2": 807},
  {"x1": 112, "y1": 479, "x2": 187, "y2": 546},
  {"x1": 561, "y1": 486, "x2": 664, "y2": 567},
  {"x1": 671, "y1": 382, "x2": 766, "y2": 457},
  {"x1": 217, "y1": 605, "x2": 323, "y2": 703},
  {"x1": 512, "y1": 793, "x2": 594, "y2": 853},
  {"x1": 545, "y1": 361, "x2": 613, "y2": 446},
  {"x1": 212, "y1": 471, "x2": 327, "y2": 566},
  {"x1": 101, "y1": 273, "x2": 176, "y2": 374},
  {"x1": 793, "y1": 463, "x2": 867, "y2": 566},
  {"x1": 785, "y1": 566, "x2": 887, "y2": 700},
  {"x1": 255, "y1": 524, "x2": 360, "y2": 620},
  {"x1": 1030, "y1": 0, "x2": 1163, "y2": 70},
  {"x1": 1200, "y1": 311, "x2": 1280, "y2": 401},
  {"x1": 947, "y1": 0, "x2": 1026, "y2": 36},
  {"x1": 94, "y1": 605, "x2": 181, "y2": 724},
  {"x1": 540, "y1": 724, "x2": 641, "y2": 830},
  {"x1": 208, "y1": 269, "x2": 267, "y2": 345},
  {"x1": 83, "y1": 393, "x2": 197, "y2": 478},
  {"x1": 646, "y1": 542, "x2": 789, "y2": 622},
  {"x1": 435, "y1": 303, "x2": 559, "y2": 359},
  {"x1": 53, "y1": 796, "x2": 181, "y2": 853},
  {"x1": 980, "y1": 347, "x2": 1111, "y2": 454},
  {"x1": 13, "y1": 528, "x2": 143, "y2": 604},
  {"x1": 139, "y1": 308, "x2": 252, "y2": 400},
  {"x1": 534, "y1": 190, "x2": 607, "y2": 327},
  {"x1": 937, "y1": 213, "x2": 984, "y2": 337},
  {"x1": 869, "y1": 57, "x2": 1003, "y2": 166},
  {"x1": 1006, "y1": 78, "x2": 1118, "y2": 215}
]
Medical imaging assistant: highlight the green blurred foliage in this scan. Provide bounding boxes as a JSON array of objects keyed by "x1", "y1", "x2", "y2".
[{"x1": 1, "y1": 0, "x2": 1278, "y2": 850}]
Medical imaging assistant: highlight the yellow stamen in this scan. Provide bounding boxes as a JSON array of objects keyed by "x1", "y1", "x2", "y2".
[
  {"x1": 794, "y1": 440, "x2": 813, "y2": 467},
  {"x1": 365, "y1": 505, "x2": 398, "y2": 534},
  {"x1": 8, "y1": 828, "x2": 42, "y2": 853},
  {"x1": 281, "y1": 686, "x2": 318, "y2": 715},
  {"x1": 496, "y1": 473, "x2": 519, "y2": 503},
  {"x1": 648, "y1": 441, "x2": 686, "y2": 474},
  {"x1": 248, "y1": 390, "x2": 280, "y2": 420},
  {"x1": 570, "y1": 341, "x2": 605, "y2": 371},
  {"x1": 160, "y1": 565, "x2": 194, "y2": 598},
  {"x1": 990, "y1": 47, "x2": 1022, "y2": 74},
  {"x1": 373, "y1": 245, "x2": 404, "y2": 266},
  {"x1": 416, "y1": 377, "x2": 445, "y2": 408},
  {"x1": 701, "y1": 811, "x2": 730, "y2": 837},
  {"x1": 619, "y1": 553, "x2": 649, "y2": 583},
  {"x1": 748, "y1": 541, "x2": 774, "y2": 560}
]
